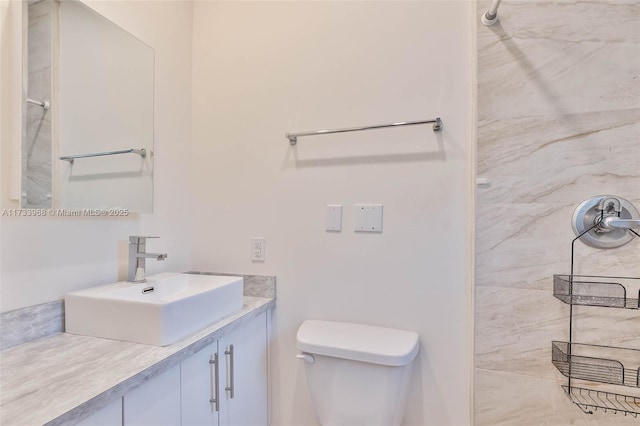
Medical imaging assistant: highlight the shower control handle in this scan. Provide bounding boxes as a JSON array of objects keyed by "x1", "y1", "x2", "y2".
[
  {"x1": 572, "y1": 195, "x2": 640, "y2": 249},
  {"x1": 600, "y1": 217, "x2": 640, "y2": 230}
]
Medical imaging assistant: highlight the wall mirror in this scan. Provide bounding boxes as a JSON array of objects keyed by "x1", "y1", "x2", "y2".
[{"x1": 22, "y1": 0, "x2": 154, "y2": 212}]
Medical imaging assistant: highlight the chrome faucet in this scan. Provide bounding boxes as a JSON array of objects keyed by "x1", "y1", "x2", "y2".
[{"x1": 128, "y1": 236, "x2": 168, "y2": 283}]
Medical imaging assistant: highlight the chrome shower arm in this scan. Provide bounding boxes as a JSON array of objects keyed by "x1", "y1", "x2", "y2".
[{"x1": 481, "y1": 0, "x2": 502, "y2": 26}]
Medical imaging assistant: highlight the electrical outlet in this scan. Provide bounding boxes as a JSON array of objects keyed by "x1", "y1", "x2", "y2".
[{"x1": 250, "y1": 238, "x2": 265, "y2": 262}]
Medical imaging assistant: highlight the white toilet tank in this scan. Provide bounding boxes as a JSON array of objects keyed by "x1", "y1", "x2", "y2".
[{"x1": 296, "y1": 320, "x2": 420, "y2": 426}]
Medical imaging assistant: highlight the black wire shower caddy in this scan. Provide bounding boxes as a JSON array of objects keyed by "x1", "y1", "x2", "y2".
[{"x1": 551, "y1": 220, "x2": 640, "y2": 417}]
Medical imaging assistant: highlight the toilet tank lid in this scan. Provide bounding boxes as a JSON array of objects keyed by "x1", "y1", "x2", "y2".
[{"x1": 296, "y1": 320, "x2": 419, "y2": 367}]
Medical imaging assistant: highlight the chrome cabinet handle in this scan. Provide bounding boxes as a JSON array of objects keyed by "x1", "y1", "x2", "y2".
[
  {"x1": 225, "y1": 345, "x2": 235, "y2": 399},
  {"x1": 209, "y1": 353, "x2": 220, "y2": 412}
]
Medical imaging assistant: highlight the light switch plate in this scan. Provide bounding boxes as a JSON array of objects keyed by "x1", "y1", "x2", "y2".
[
  {"x1": 326, "y1": 205, "x2": 343, "y2": 232},
  {"x1": 354, "y1": 204, "x2": 383, "y2": 232}
]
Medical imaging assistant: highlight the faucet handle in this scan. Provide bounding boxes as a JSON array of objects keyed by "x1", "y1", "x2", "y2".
[{"x1": 129, "y1": 236, "x2": 160, "y2": 244}]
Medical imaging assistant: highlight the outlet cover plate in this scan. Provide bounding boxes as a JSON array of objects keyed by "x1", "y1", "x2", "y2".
[
  {"x1": 326, "y1": 205, "x2": 343, "y2": 232},
  {"x1": 354, "y1": 204, "x2": 383, "y2": 232},
  {"x1": 250, "y1": 238, "x2": 265, "y2": 262}
]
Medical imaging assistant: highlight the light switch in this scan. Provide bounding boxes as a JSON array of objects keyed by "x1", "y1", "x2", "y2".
[
  {"x1": 326, "y1": 205, "x2": 343, "y2": 232},
  {"x1": 354, "y1": 204, "x2": 383, "y2": 232}
]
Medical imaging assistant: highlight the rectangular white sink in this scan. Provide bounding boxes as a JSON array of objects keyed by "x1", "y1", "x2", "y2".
[{"x1": 65, "y1": 273, "x2": 243, "y2": 346}]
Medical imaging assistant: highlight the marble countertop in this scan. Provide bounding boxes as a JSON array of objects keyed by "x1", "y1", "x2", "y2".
[{"x1": 0, "y1": 296, "x2": 275, "y2": 426}]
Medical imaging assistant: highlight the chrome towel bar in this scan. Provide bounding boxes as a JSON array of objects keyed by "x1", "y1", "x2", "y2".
[
  {"x1": 286, "y1": 117, "x2": 442, "y2": 145},
  {"x1": 60, "y1": 148, "x2": 147, "y2": 165}
]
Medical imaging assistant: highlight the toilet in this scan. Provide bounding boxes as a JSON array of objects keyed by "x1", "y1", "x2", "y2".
[{"x1": 296, "y1": 320, "x2": 420, "y2": 426}]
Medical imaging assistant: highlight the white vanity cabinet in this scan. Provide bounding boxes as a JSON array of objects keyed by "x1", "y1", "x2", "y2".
[
  {"x1": 123, "y1": 364, "x2": 182, "y2": 426},
  {"x1": 72, "y1": 312, "x2": 268, "y2": 426},
  {"x1": 182, "y1": 312, "x2": 268, "y2": 426},
  {"x1": 75, "y1": 398, "x2": 123, "y2": 426},
  {"x1": 182, "y1": 339, "x2": 220, "y2": 426},
  {"x1": 217, "y1": 312, "x2": 268, "y2": 426}
]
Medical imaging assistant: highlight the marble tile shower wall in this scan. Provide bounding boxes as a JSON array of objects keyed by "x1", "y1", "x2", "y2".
[
  {"x1": 475, "y1": 1, "x2": 640, "y2": 425},
  {"x1": 23, "y1": 0, "x2": 53, "y2": 208}
]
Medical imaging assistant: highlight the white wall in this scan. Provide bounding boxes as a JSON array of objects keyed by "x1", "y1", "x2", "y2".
[
  {"x1": 0, "y1": 0, "x2": 22, "y2": 205},
  {"x1": 0, "y1": 0, "x2": 11, "y2": 206},
  {"x1": 0, "y1": 0, "x2": 193, "y2": 312},
  {"x1": 190, "y1": 2, "x2": 474, "y2": 425}
]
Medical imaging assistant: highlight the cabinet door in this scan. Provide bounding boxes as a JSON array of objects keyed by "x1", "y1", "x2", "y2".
[
  {"x1": 182, "y1": 340, "x2": 220, "y2": 426},
  {"x1": 219, "y1": 312, "x2": 268, "y2": 426},
  {"x1": 123, "y1": 364, "x2": 181, "y2": 426},
  {"x1": 76, "y1": 397, "x2": 122, "y2": 426}
]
